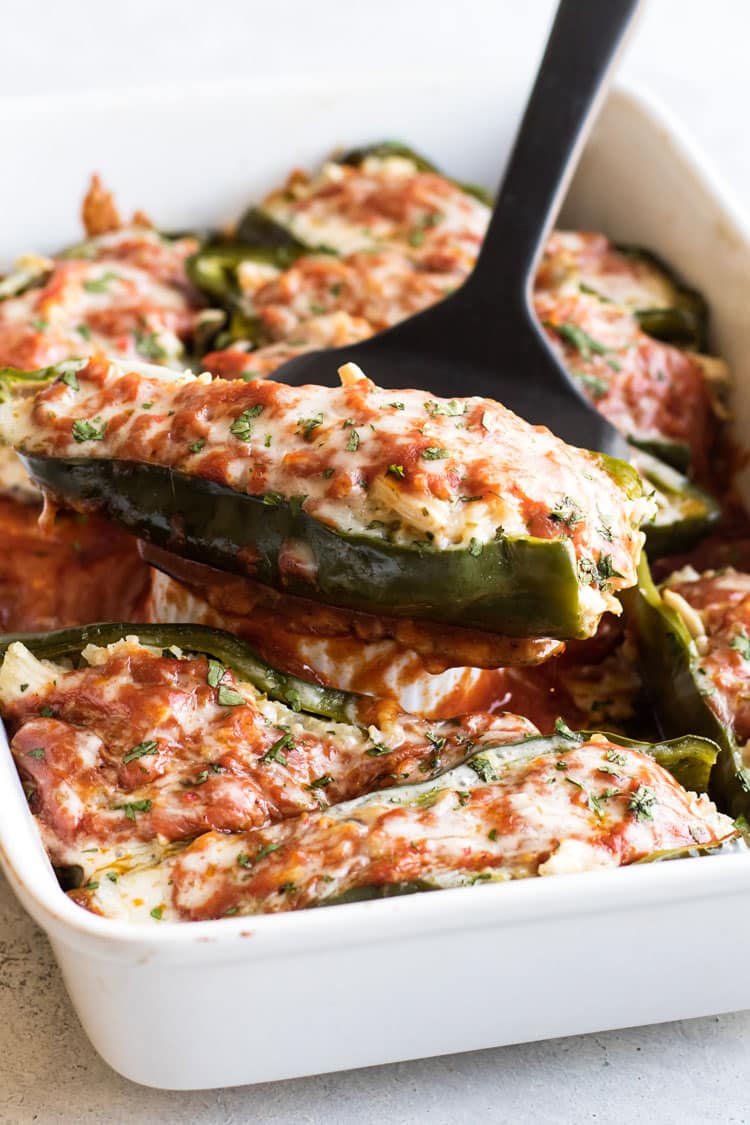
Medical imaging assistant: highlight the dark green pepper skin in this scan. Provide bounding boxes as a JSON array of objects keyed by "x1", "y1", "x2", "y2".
[
  {"x1": 629, "y1": 557, "x2": 750, "y2": 820},
  {"x1": 634, "y1": 450, "x2": 721, "y2": 558},
  {"x1": 20, "y1": 453, "x2": 602, "y2": 639},
  {"x1": 615, "y1": 245, "x2": 708, "y2": 351},
  {"x1": 0, "y1": 621, "x2": 361, "y2": 724}
]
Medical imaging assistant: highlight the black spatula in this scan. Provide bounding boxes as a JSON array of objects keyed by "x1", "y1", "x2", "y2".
[{"x1": 270, "y1": 0, "x2": 640, "y2": 458}]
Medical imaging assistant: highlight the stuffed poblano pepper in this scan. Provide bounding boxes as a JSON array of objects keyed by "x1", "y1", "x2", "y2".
[
  {"x1": 0, "y1": 186, "x2": 202, "y2": 373},
  {"x1": 0, "y1": 622, "x2": 542, "y2": 881},
  {"x1": 0, "y1": 355, "x2": 653, "y2": 640},
  {"x1": 187, "y1": 141, "x2": 491, "y2": 358},
  {"x1": 68, "y1": 726, "x2": 736, "y2": 922},
  {"x1": 631, "y1": 560, "x2": 750, "y2": 821}
]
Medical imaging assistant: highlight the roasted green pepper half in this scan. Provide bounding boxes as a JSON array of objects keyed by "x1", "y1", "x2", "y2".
[
  {"x1": 0, "y1": 621, "x2": 361, "y2": 724},
  {"x1": 630, "y1": 557, "x2": 750, "y2": 820},
  {"x1": 18, "y1": 450, "x2": 633, "y2": 641}
]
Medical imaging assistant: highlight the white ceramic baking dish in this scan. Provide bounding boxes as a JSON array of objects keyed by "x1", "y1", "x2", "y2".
[{"x1": 2, "y1": 73, "x2": 750, "y2": 1091}]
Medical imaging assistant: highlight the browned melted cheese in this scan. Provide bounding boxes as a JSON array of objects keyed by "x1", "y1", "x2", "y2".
[
  {"x1": 0, "y1": 637, "x2": 537, "y2": 874},
  {"x1": 71, "y1": 734, "x2": 735, "y2": 922}
]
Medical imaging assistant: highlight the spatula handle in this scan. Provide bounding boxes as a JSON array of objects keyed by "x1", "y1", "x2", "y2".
[{"x1": 468, "y1": 0, "x2": 641, "y2": 305}]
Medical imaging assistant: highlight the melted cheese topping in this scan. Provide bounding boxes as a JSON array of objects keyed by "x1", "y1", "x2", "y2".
[
  {"x1": 0, "y1": 229, "x2": 199, "y2": 373},
  {"x1": 72, "y1": 734, "x2": 736, "y2": 922},
  {"x1": 0, "y1": 356, "x2": 651, "y2": 625},
  {"x1": 0, "y1": 636, "x2": 537, "y2": 876},
  {"x1": 263, "y1": 156, "x2": 488, "y2": 262}
]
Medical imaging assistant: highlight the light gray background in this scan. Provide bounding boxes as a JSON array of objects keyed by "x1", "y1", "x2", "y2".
[{"x1": 2, "y1": 2, "x2": 750, "y2": 1121}]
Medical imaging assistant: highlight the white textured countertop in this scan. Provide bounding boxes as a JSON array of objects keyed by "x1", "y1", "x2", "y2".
[{"x1": 3, "y1": 2, "x2": 750, "y2": 1120}]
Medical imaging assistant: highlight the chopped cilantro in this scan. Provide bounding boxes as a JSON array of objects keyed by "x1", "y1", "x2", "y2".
[
  {"x1": 549, "y1": 495, "x2": 583, "y2": 530},
  {"x1": 76, "y1": 323, "x2": 92, "y2": 340},
  {"x1": 134, "y1": 329, "x2": 168, "y2": 362},
  {"x1": 387, "y1": 464, "x2": 405, "y2": 478},
  {"x1": 307, "y1": 774, "x2": 333, "y2": 790},
  {"x1": 262, "y1": 732, "x2": 294, "y2": 765},
  {"x1": 217, "y1": 685, "x2": 245, "y2": 707},
  {"x1": 72, "y1": 417, "x2": 105, "y2": 443},
  {"x1": 117, "y1": 799, "x2": 152, "y2": 821},
  {"x1": 346, "y1": 429, "x2": 360, "y2": 452},
  {"x1": 230, "y1": 404, "x2": 264, "y2": 442},
  {"x1": 469, "y1": 756, "x2": 496, "y2": 783},
  {"x1": 424, "y1": 399, "x2": 466, "y2": 418},
  {"x1": 731, "y1": 628, "x2": 750, "y2": 660},
  {"x1": 60, "y1": 369, "x2": 80, "y2": 392},
  {"x1": 122, "y1": 740, "x2": 159, "y2": 764},
  {"x1": 26, "y1": 748, "x2": 45, "y2": 760},
  {"x1": 189, "y1": 439, "x2": 206, "y2": 454},
  {"x1": 82, "y1": 270, "x2": 120, "y2": 294},
  {"x1": 628, "y1": 784, "x2": 658, "y2": 822},
  {"x1": 421, "y1": 447, "x2": 449, "y2": 460},
  {"x1": 297, "y1": 413, "x2": 324, "y2": 441},
  {"x1": 150, "y1": 905, "x2": 164, "y2": 920},
  {"x1": 366, "y1": 742, "x2": 393, "y2": 757},
  {"x1": 207, "y1": 659, "x2": 225, "y2": 688}
]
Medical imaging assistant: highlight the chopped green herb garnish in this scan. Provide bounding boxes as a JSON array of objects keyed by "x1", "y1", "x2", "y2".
[
  {"x1": 60, "y1": 369, "x2": 80, "y2": 392},
  {"x1": 117, "y1": 799, "x2": 153, "y2": 821},
  {"x1": 297, "y1": 413, "x2": 324, "y2": 441},
  {"x1": 279, "y1": 882, "x2": 297, "y2": 894},
  {"x1": 628, "y1": 784, "x2": 658, "y2": 822},
  {"x1": 606, "y1": 749, "x2": 627, "y2": 767},
  {"x1": 307, "y1": 774, "x2": 333, "y2": 790},
  {"x1": 262, "y1": 732, "x2": 294, "y2": 765},
  {"x1": 82, "y1": 270, "x2": 120, "y2": 294},
  {"x1": 488, "y1": 828, "x2": 498, "y2": 842},
  {"x1": 39, "y1": 706, "x2": 56, "y2": 718},
  {"x1": 76, "y1": 323, "x2": 92, "y2": 340},
  {"x1": 731, "y1": 628, "x2": 750, "y2": 661},
  {"x1": 424, "y1": 399, "x2": 466, "y2": 418},
  {"x1": 26, "y1": 748, "x2": 45, "y2": 760},
  {"x1": 387, "y1": 464, "x2": 405, "y2": 478},
  {"x1": 469, "y1": 756, "x2": 496, "y2": 783},
  {"x1": 207, "y1": 659, "x2": 226, "y2": 688},
  {"x1": 230, "y1": 404, "x2": 264, "y2": 442},
  {"x1": 421, "y1": 447, "x2": 449, "y2": 460},
  {"x1": 150, "y1": 905, "x2": 164, "y2": 920},
  {"x1": 134, "y1": 329, "x2": 168, "y2": 362},
  {"x1": 217, "y1": 685, "x2": 245, "y2": 707},
  {"x1": 72, "y1": 417, "x2": 105, "y2": 443},
  {"x1": 549, "y1": 495, "x2": 583, "y2": 530},
  {"x1": 122, "y1": 740, "x2": 159, "y2": 764},
  {"x1": 346, "y1": 429, "x2": 360, "y2": 452},
  {"x1": 189, "y1": 439, "x2": 206, "y2": 454},
  {"x1": 106, "y1": 871, "x2": 118, "y2": 883},
  {"x1": 366, "y1": 742, "x2": 393, "y2": 757}
]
